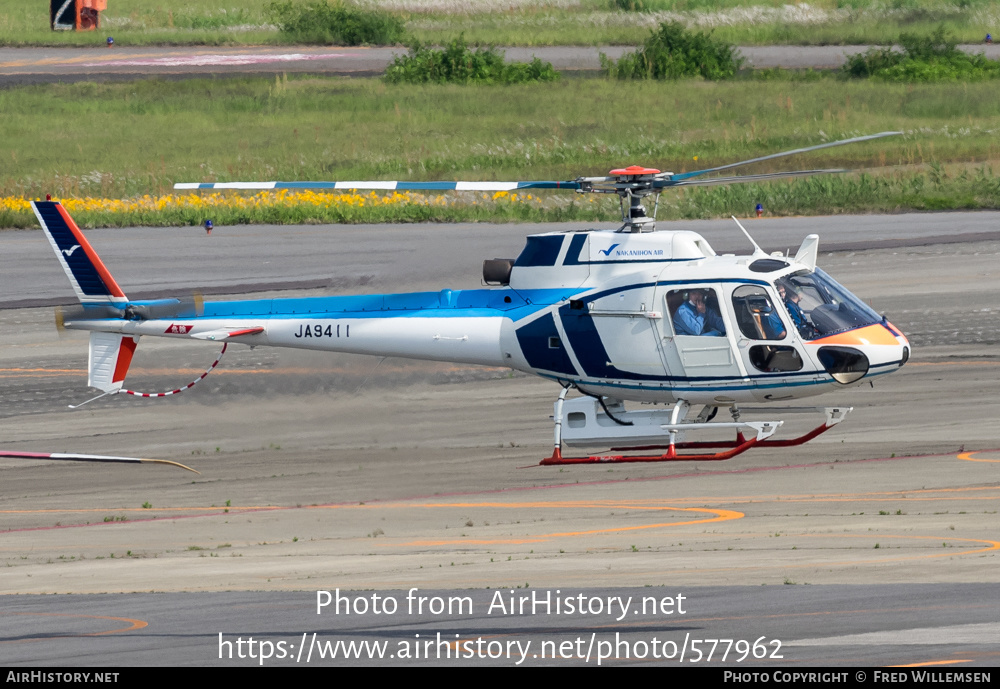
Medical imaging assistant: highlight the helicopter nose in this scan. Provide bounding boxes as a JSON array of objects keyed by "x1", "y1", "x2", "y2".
[
  {"x1": 883, "y1": 320, "x2": 910, "y2": 368},
  {"x1": 811, "y1": 321, "x2": 909, "y2": 383}
]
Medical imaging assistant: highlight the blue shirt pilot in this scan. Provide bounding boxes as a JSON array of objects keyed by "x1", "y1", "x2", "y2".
[{"x1": 778, "y1": 280, "x2": 814, "y2": 339}]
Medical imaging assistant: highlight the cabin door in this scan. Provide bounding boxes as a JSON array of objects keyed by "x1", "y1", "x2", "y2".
[{"x1": 652, "y1": 277, "x2": 743, "y2": 381}]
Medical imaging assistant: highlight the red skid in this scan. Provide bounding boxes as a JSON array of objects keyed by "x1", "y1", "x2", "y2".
[
  {"x1": 755, "y1": 422, "x2": 835, "y2": 447},
  {"x1": 604, "y1": 419, "x2": 838, "y2": 454},
  {"x1": 540, "y1": 435, "x2": 762, "y2": 466}
]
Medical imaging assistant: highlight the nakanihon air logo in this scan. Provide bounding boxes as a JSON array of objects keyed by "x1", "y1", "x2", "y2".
[{"x1": 598, "y1": 243, "x2": 664, "y2": 259}]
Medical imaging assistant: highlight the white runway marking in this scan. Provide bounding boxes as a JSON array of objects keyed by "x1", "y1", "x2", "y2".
[{"x1": 79, "y1": 53, "x2": 347, "y2": 67}]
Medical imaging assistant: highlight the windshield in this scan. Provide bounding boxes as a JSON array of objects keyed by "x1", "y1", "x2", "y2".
[{"x1": 776, "y1": 268, "x2": 882, "y2": 340}]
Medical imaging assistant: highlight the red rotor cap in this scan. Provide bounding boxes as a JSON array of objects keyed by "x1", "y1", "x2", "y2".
[{"x1": 610, "y1": 165, "x2": 661, "y2": 176}]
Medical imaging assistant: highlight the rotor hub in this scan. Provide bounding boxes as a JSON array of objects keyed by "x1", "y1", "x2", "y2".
[{"x1": 610, "y1": 165, "x2": 661, "y2": 176}]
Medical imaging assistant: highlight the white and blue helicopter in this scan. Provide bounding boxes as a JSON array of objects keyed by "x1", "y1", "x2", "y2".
[{"x1": 30, "y1": 132, "x2": 910, "y2": 466}]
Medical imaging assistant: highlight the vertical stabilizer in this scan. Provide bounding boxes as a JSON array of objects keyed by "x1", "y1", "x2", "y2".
[{"x1": 32, "y1": 201, "x2": 128, "y2": 306}]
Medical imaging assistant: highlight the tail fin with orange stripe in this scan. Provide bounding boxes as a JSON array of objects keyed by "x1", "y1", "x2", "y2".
[
  {"x1": 33, "y1": 200, "x2": 138, "y2": 394},
  {"x1": 32, "y1": 201, "x2": 128, "y2": 307}
]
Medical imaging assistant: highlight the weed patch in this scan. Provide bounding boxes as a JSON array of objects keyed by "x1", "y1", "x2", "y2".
[
  {"x1": 268, "y1": 1, "x2": 405, "y2": 45},
  {"x1": 385, "y1": 37, "x2": 558, "y2": 85},
  {"x1": 602, "y1": 21, "x2": 743, "y2": 80},
  {"x1": 844, "y1": 26, "x2": 1000, "y2": 81}
]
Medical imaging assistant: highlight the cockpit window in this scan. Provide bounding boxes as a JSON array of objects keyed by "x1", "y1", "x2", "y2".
[
  {"x1": 777, "y1": 268, "x2": 882, "y2": 340},
  {"x1": 732, "y1": 285, "x2": 786, "y2": 340}
]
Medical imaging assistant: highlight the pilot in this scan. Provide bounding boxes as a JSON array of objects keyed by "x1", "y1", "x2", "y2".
[
  {"x1": 762, "y1": 298, "x2": 786, "y2": 339},
  {"x1": 778, "y1": 280, "x2": 812, "y2": 338},
  {"x1": 674, "y1": 289, "x2": 726, "y2": 337}
]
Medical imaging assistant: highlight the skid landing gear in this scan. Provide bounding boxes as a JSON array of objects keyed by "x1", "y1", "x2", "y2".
[{"x1": 540, "y1": 391, "x2": 850, "y2": 466}]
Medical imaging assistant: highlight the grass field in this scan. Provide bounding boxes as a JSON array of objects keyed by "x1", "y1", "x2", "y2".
[
  {"x1": 2, "y1": 74, "x2": 999, "y2": 228},
  {"x1": 5, "y1": 0, "x2": 998, "y2": 47}
]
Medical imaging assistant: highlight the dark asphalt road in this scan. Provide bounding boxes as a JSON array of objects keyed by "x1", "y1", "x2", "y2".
[{"x1": 3, "y1": 44, "x2": 999, "y2": 84}]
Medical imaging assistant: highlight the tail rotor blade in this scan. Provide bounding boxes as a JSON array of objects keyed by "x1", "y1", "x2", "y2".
[{"x1": 124, "y1": 293, "x2": 204, "y2": 321}]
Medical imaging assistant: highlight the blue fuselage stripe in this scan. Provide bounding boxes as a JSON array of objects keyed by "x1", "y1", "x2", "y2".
[
  {"x1": 536, "y1": 366, "x2": 898, "y2": 393},
  {"x1": 129, "y1": 287, "x2": 586, "y2": 322}
]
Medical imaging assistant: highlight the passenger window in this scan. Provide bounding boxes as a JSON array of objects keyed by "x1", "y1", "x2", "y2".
[
  {"x1": 731, "y1": 285, "x2": 786, "y2": 340},
  {"x1": 749, "y1": 345, "x2": 803, "y2": 372},
  {"x1": 667, "y1": 288, "x2": 726, "y2": 337}
]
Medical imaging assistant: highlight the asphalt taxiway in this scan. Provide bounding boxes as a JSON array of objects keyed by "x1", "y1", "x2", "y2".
[
  {"x1": 1, "y1": 213, "x2": 998, "y2": 666},
  {"x1": 3, "y1": 45, "x2": 999, "y2": 84}
]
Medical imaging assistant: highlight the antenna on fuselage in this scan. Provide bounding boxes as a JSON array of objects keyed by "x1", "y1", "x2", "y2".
[{"x1": 731, "y1": 215, "x2": 767, "y2": 256}]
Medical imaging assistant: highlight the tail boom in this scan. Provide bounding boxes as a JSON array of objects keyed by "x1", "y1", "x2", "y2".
[{"x1": 87, "y1": 314, "x2": 508, "y2": 367}]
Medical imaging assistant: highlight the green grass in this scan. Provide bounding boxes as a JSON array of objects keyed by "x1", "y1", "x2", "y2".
[
  {"x1": 0, "y1": 195, "x2": 619, "y2": 229},
  {"x1": 0, "y1": 77, "x2": 1000, "y2": 227},
  {"x1": 2, "y1": 0, "x2": 997, "y2": 47},
  {"x1": 0, "y1": 0, "x2": 277, "y2": 46},
  {"x1": 405, "y1": 1, "x2": 1000, "y2": 47},
  {"x1": 4, "y1": 76, "x2": 1000, "y2": 193},
  {"x1": 4, "y1": 166, "x2": 997, "y2": 229},
  {"x1": 3, "y1": 75, "x2": 1000, "y2": 226}
]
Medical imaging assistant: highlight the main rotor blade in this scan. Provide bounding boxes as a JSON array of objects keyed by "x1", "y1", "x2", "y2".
[
  {"x1": 175, "y1": 180, "x2": 583, "y2": 191},
  {"x1": 174, "y1": 132, "x2": 899, "y2": 192},
  {"x1": 0, "y1": 450, "x2": 200, "y2": 474},
  {"x1": 657, "y1": 168, "x2": 852, "y2": 188},
  {"x1": 668, "y1": 131, "x2": 901, "y2": 182}
]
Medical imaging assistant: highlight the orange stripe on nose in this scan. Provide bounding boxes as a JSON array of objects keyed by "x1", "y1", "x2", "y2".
[{"x1": 810, "y1": 323, "x2": 900, "y2": 347}]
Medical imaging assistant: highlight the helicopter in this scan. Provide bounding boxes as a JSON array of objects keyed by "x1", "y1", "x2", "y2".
[{"x1": 31, "y1": 132, "x2": 909, "y2": 466}]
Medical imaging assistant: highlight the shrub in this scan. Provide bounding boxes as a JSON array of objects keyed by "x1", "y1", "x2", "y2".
[
  {"x1": 897, "y1": 27, "x2": 964, "y2": 62},
  {"x1": 602, "y1": 22, "x2": 743, "y2": 81},
  {"x1": 842, "y1": 46, "x2": 901, "y2": 79},
  {"x1": 268, "y1": 1, "x2": 406, "y2": 46},
  {"x1": 384, "y1": 37, "x2": 559, "y2": 85},
  {"x1": 608, "y1": 0, "x2": 723, "y2": 10},
  {"x1": 609, "y1": 0, "x2": 650, "y2": 9},
  {"x1": 843, "y1": 26, "x2": 1000, "y2": 81}
]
